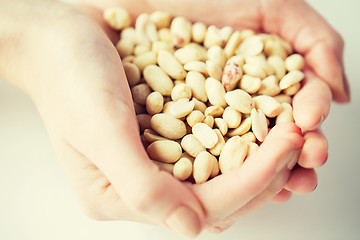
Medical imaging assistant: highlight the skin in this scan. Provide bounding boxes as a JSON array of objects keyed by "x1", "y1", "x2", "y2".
[{"x1": 0, "y1": 0, "x2": 349, "y2": 237}]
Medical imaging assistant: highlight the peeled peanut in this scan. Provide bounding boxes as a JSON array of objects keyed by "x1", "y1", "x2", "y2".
[
  {"x1": 279, "y1": 70, "x2": 304, "y2": 90},
  {"x1": 206, "y1": 60, "x2": 223, "y2": 80},
  {"x1": 157, "y1": 50, "x2": 187, "y2": 80},
  {"x1": 241, "y1": 131, "x2": 256, "y2": 143},
  {"x1": 186, "y1": 110, "x2": 205, "y2": 127},
  {"x1": 174, "y1": 47, "x2": 205, "y2": 65},
  {"x1": 222, "y1": 107, "x2": 242, "y2": 129},
  {"x1": 285, "y1": 53, "x2": 304, "y2": 71},
  {"x1": 185, "y1": 71, "x2": 208, "y2": 102},
  {"x1": 150, "y1": 11, "x2": 172, "y2": 29},
  {"x1": 151, "y1": 113, "x2": 187, "y2": 139},
  {"x1": 151, "y1": 41, "x2": 174, "y2": 55},
  {"x1": 283, "y1": 82, "x2": 301, "y2": 96},
  {"x1": 203, "y1": 115, "x2": 215, "y2": 128},
  {"x1": 224, "y1": 31, "x2": 242, "y2": 58},
  {"x1": 225, "y1": 89, "x2": 254, "y2": 114},
  {"x1": 133, "y1": 51, "x2": 157, "y2": 72},
  {"x1": 214, "y1": 118, "x2": 228, "y2": 136},
  {"x1": 167, "y1": 98, "x2": 195, "y2": 118},
  {"x1": 181, "y1": 134, "x2": 206, "y2": 157},
  {"x1": 276, "y1": 103, "x2": 294, "y2": 124},
  {"x1": 152, "y1": 160, "x2": 174, "y2": 174},
  {"x1": 209, "y1": 129, "x2": 226, "y2": 156},
  {"x1": 184, "y1": 61, "x2": 208, "y2": 75},
  {"x1": 227, "y1": 117, "x2": 252, "y2": 137},
  {"x1": 251, "y1": 108, "x2": 268, "y2": 142},
  {"x1": 258, "y1": 75, "x2": 281, "y2": 96},
  {"x1": 227, "y1": 55, "x2": 245, "y2": 67},
  {"x1": 173, "y1": 157, "x2": 193, "y2": 181},
  {"x1": 116, "y1": 38, "x2": 135, "y2": 58},
  {"x1": 239, "y1": 75, "x2": 262, "y2": 94},
  {"x1": 131, "y1": 83, "x2": 152, "y2": 105},
  {"x1": 205, "y1": 78, "x2": 227, "y2": 108},
  {"x1": 243, "y1": 64, "x2": 266, "y2": 79},
  {"x1": 236, "y1": 35, "x2": 264, "y2": 57},
  {"x1": 274, "y1": 94, "x2": 292, "y2": 104},
  {"x1": 103, "y1": 7, "x2": 131, "y2": 30},
  {"x1": 147, "y1": 140, "x2": 182, "y2": 163},
  {"x1": 193, "y1": 151, "x2": 216, "y2": 184},
  {"x1": 171, "y1": 83, "x2": 192, "y2": 101},
  {"x1": 246, "y1": 142, "x2": 259, "y2": 157},
  {"x1": 208, "y1": 45, "x2": 227, "y2": 69},
  {"x1": 204, "y1": 106, "x2": 225, "y2": 118},
  {"x1": 192, "y1": 22, "x2": 207, "y2": 43},
  {"x1": 158, "y1": 28, "x2": 172, "y2": 43},
  {"x1": 134, "y1": 44, "x2": 151, "y2": 56},
  {"x1": 123, "y1": 62, "x2": 141, "y2": 87},
  {"x1": 192, "y1": 98, "x2": 207, "y2": 113},
  {"x1": 253, "y1": 95, "x2": 282, "y2": 117},
  {"x1": 143, "y1": 129, "x2": 168, "y2": 143},
  {"x1": 146, "y1": 91, "x2": 164, "y2": 115},
  {"x1": 192, "y1": 123, "x2": 219, "y2": 148},
  {"x1": 267, "y1": 55, "x2": 286, "y2": 80},
  {"x1": 135, "y1": 13, "x2": 151, "y2": 47},
  {"x1": 143, "y1": 65, "x2": 174, "y2": 96},
  {"x1": 219, "y1": 136, "x2": 248, "y2": 173}
]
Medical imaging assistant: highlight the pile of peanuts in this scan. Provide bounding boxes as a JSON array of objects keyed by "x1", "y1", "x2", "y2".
[{"x1": 103, "y1": 7, "x2": 305, "y2": 183}]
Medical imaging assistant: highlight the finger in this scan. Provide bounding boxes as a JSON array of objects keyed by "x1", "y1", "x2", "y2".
[
  {"x1": 298, "y1": 130, "x2": 328, "y2": 168},
  {"x1": 261, "y1": 0, "x2": 350, "y2": 102},
  {"x1": 192, "y1": 123, "x2": 304, "y2": 223},
  {"x1": 292, "y1": 70, "x2": 332, "y2": 132},
  {"x1": 271, "y1": 188, "x2": 292, "y2": 203},
  {"x1": 284, "y1": 166, "x2": 318, "y2": 194}
]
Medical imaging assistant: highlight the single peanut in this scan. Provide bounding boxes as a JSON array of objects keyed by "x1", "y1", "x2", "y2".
[
  {"x1": 251, "y1": 108, "x2": 268, "y2": 142},
  {"x1": 239, "y1": 75, "x2": 262, "y2": 94},
  {"x1": 171, "y1": 16, "x2": 192, "y2": 48},
  {"x1": 123, "y1": 62, "x2": 141, "y2": 87},
  {"x1": 222, "y1": 107, "x2": 242, "y2": 129},
  {"x1": 206, "y1": 60, "x2": 223, "y2": 80},
  {"x1": 185, "y1": 71, "x2": 208, "y2": 102},
  {"x1": 157, "y1": 50, "x2": 187, "y2": 80},
  {"x1": 204, "y1": 106, "x2": 225, "y2": 118},
  {"x1": 143, "y1": 65, "x2": 174, "y2": 96},
  {"x1": 192, "y1": 22, "x2": 207, "y2": 43},
  {"x1": 276, "y1": 103, "x2": 294, "y2": 124},
  {"x1": 209, "y1": 129, "x2": 226, "y2": 156},
  {"x1": 173, "y1": 157, "x2": 193, "y2": 181},
  {"x1": 186, "y1": 110, "x2": 205, "y2": 127},
  {"x1": 146, "y1": 91, "x2": 164, "y2": 115},
  {"x1": 103, "y1": 7, "x2": 131, "y2": 30},
  {"x1": 227, "y1": 117, "x2": 252, "y2": 137},
  {"x1": 253, "y1": 95, "x2": 283, "y2": 118},
  {"x1": 205, "y1": 78, "x2": 227, "y2": 108},
  {"x1": 214, "y1": 118, "x2": 228, "y2": 136},
  {"x1": 225, "y1": 89, "x2": 254, "y2": 114},
  {"x1": 147, "y1": 140, "x2": 182, "y2": 163},
  {"x1": 193, "y1": 151, "x2": 216, "y2": 184},
  {"x1": 203, "y1": 115, "x2": 215, "y2": 128},
  {"x1": 143, "y1": 129, "x2": 168, "y2": 143},
  {"x1": 171, "y1": 83, "x2": 192, "y2": 101},
  {"x1": 219, "y1": 136, "x2": 248, "y2": 173},
  {"x1": 151, "y1": 113, "x2": 187, "y2": 139},
  {"x1": 131, "y1": 83, "x2": 152, "y2": 105},
  {"x1": 181, "y1": 134, "x2": 206, "y2": 157},
  {"x1": 168, "y1": 98, "x2": 195, "y2": 118},
  {"x1": 279, "y1": 70, "x2": 305, "y2": 90},
  {"x1": 192, "y1": 123, "x2": 219, "y2": 148}
]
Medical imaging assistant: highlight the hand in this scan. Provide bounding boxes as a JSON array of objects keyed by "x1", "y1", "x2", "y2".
[{"x1": 79, "y1": 0, "x2": 348, "y2": 231}]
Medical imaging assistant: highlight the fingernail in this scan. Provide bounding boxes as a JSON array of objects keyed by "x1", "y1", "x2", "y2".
[
  {"x1": 277, "y1": 150, "x2": 301, "y2": 172},
  {"x1": 166, "y1": 205, "x2": 202, "y2": 238}
]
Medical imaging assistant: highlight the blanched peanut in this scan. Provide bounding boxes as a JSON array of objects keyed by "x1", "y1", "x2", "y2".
[
  {"x1": 253, "y1": 95, "x2": 282, "y2": 117},
  {"x1": 192, "y1": 123, "x2": 219, "y2": 148},
  {"x1": 157, "y1": 50, "x2": 187, "y2": 80},
  {"x1": 239, "y1": 75, "x2": 262, "y2": 94},
  {"x1": 143, "y1": 129, "x2": 168, "y2": 143},
  {"x1": 171, "y1": 16, "x2": 192, "y2": 48},
  {"x1": 162, "y1": 101, "x2": 175, "y2": 114},
  {"x1": 236, "y1": 35, "x2": 264, "y2": 57},
  {"x1": 184, "y1": 61, "x2": 208, "y2": 75},
  {"x1": 171, "y1": 83, "x2": 192, "y2": 101},
  {"x1": 285, "y1": 53, "x2": 305, "y2": 71},
  {"x1": 193, "y1": 151, "x2": 216, "y2": 184},
  {"x1": 204, "y1": 106, "x2": 225, "y2": 118},
  {"x1": 222, "y1": 61, "x2": 243, "y2": 91},
  {"x1": 116, "y1": 38, "x2": 135, "y2": 58},
  {"x1": 146, "y1": 91, "x2": 164, "y2": 115},
  {"x1": 258, "y1": 75, "x2": 281, "y2": 96},
  {"x1": 151, "y1": 113, "x2": 187, "y2": 139},
  {"x1": 240, "y1": 29, "x2": 255, "y2": 40},
  {"x1": 210, "y1": 156, "x2": 220, "y2": 178},
  {"x1": 243, "y1": 64, "x2": 266, "y2": 79},
  {"x1": 192, "y1": 22, "x2": 207, "y2": 43},
  {"x1": 222, "y1": 107, "x2": 242, "y2": 129},
  {"x1": 245, "y1": 55, "x2": 274, "y2": 76},
  {"x1": 241, "y1": 131, "x2": 256, "y2": 143},
  {"x1": 103, "y1": 7, "x2": 131, "y2": 30},
  {"x1": 186, "y1": 110, "x2": 205, "y2": 127},
  {"x1": 204, "y1": 25, "x2": 222, "y2": 48},
  {"x1": 135, "y1": 13, "x2": 151, "y2": 47},
  {"x1": 246, "y1": 142, "x2": 259, "y2": 157},
  {"x1": 150, "y1": 11, "x2": 172, "y2": 29},
  {"x1": 131, "y1": 83, "x2": 152, "y2": 105},
  {"x1": 151, "y1": 41, "x2": 174, "y2": 55},
  {"x1": 185, "y1": 71, "x2": 208, "y2": 102},
  {"x1": 134, "y1": 44, "x2": 151, "y2": 56},
  {"x1": 123, "y1": 62, "x2": 141, "y2": 87},
  {"x1": 267, "y1": 55, "x2": 286, "y2": 80},
  {"x1": 224, "y1": 31, "x2": 242, "y2": 58},
  {"x1": 152, "y1": 160, "x2": 174, "y2": 174},
  {"x1": 158, "y1": 28, "x2": 172, "y2": 43},
  {"x1": 219, "y1": 136, "x2": 248, "y2": 173},
  {"x1": 209, "y1": 129, "x2": 226, "y2": 156},
  {"x1": 279, "y1": 70, "x2": 305, "y2": 90},
  {"x1": 181, "y1": 134, "x2": 206, "y2": 157},
  {"x1": 203, "y1": 115, "x2": 214, "y2": 128},
  {"x1": 173, "y1": 157, "x2": 193, "y2": 181},
  {"x1": 227, "y1": 117, "x2": 252, "y2": 137},
  {"x1": 133, "y1": 51, "x2": 157, "y2": 72},
  {"x1": 208, "y1": 45, "x2": 227, "y2": 69},
  {"x1": 180, "y1": 152, "x2": 195, "y2": 163},
  {"x1": 136, "y1": 114, "x2": 152, "y2": 132},
  {"x1": 251, "y1": 108, "x2": 268, "y2": 142},
  {"x1": 147, "y1": 140, "x2": 182, "y2": 163},
  {"x1": 283, "y1": 82, "x2": 301, "y2": 96},
  {"x1": 121, "y1": 27, "x2": 136, "y2": 42},
  {"x1": 205, "y1": 78, "x2": 227, "y2": 108},
  {"x1": 264, "y1": 37, "x2": 288, "y2": 59},
  {"x1": 214, "y1": 118, "x2": 228, "y2": 136},
  {"x1": 227, "y1": 55, "x2": 245, "y2": 67},
  {"x1": 225, "y1": 89, "x2": 254, "y2": 114},
  {"x1": 143, "y1": 65, "x2": 174, "y2": 96},
  {"x1": 168, "y1": 98, "x2": 195, "y2": 118},
  {"x1": 276, "y1": 103, "x2": 294, "y2": 124},
  {"x1": 206, "y1": 60, "x2": 223, "y2": 80},
  {"x1": 174, "y1": 47, "x2": 206, "y2": 65},
  {"x1": 192, "y1": 98, "x2": 207, "y2": 113},
  {"x1": 274, "y1": 94, "x2": 292, "y2": 104}
]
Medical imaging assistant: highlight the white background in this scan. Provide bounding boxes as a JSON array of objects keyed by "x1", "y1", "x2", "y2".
[{"x1": 1, "y1": 0, "x2": 359, "y2": 239}]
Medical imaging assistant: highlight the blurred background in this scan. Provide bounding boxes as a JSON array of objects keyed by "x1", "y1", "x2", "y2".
[{"x1": 1, "y1": 0, "x2": 359, "y2": 239}]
